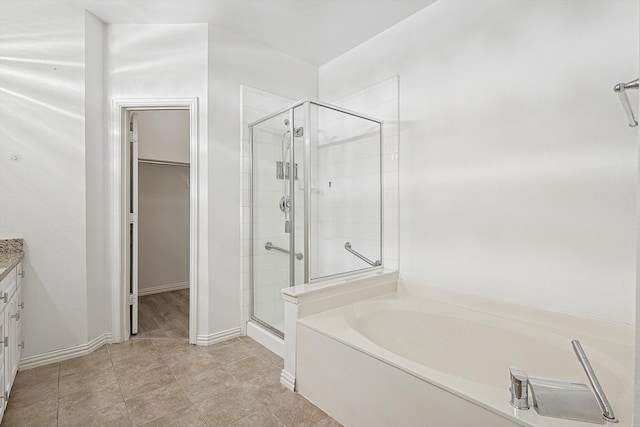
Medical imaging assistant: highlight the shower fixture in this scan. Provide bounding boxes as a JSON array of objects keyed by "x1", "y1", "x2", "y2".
[
  {"x1": 279, "y1": 119, "x2": 304, "y2": 233},
  {"x1": 613, "y1": 78, "x2": 639, "y2": 127},
  {"x1": 283, "y1": 119, "x2": 304, "y2": 137}
]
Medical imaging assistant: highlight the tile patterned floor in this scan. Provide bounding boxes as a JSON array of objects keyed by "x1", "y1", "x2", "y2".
[{"x1": 1, "y1": 337, "x2": 342, "y2": 427}]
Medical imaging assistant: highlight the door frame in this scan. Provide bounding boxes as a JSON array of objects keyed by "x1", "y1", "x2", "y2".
[{"x1": 109, "y1": 97, "x2": 199, "y2": 344}]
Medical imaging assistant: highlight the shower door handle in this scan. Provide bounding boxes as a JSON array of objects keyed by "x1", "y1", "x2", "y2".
[{"x1": 265, "y1": 242, "x2": 303, "y2": 261}]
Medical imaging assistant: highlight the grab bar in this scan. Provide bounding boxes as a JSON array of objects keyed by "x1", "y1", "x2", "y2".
[
  {"x1": 265, "y1": 242, "x2": 303, "y2": 261},
  {"x1": 613, "y1": 78, "x2": 639, "y2": 127},
  {"x1": 344, "y1": 242, "x2": 381, "y2": 267},
  {"x1": 571, "y1": 340, "x2": 617, "y2": 423}
]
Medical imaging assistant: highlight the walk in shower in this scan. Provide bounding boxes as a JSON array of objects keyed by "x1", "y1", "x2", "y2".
[{"x1": 249, "y1": 100, "x2": 383, "y2": 337}]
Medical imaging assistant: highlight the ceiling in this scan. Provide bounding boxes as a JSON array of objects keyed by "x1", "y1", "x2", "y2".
[{"x1": 83, "y1": 0, "x2": 438, "y2": 65}]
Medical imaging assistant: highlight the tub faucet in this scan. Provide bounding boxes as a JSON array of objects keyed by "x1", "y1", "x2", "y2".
[{"x1": 509, "y1": 367, "x2": 530, "y2": 410}]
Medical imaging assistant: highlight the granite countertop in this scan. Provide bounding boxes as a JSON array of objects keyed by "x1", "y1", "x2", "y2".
[{"x1": 0, "y1": 239, "x2": 24, "y2": 282}]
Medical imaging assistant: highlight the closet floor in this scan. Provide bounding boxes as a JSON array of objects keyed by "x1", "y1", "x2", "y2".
[
  {"x1": 136, "y1": 289, "x2": 189, "y2": 339},
  {"x1": 2, "y1": 337, "x2": 342, "y2": 426}
]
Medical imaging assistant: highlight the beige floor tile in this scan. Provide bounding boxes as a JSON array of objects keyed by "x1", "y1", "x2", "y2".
[
  {"x1": 108, "y1": 340, "x2": 158, "y2": 362},
  {"x1": 226, "y1": 355, "x2": 274, "y2": 382},
  {"x1": 59, "y1": 350, "x2": 113, "y2": 377},
  {"x1": 251, "y1": 345, "x2": 284, "y2": 369},
  {"x1": 57, "y1": 401, "x2": 132, "y2": 427},
  {"x1": 228, "y1": 407, "x2": 284, "y2": 427},
  {"x1": 138, "y1": 405, "x2": 207, "y2": 427},
  {"x1": 195, "y1": 383, "x2": 265, "y2": 426},
  {"x1": 112, "y1": 351, "x2": 166, "y2": 378},
  {"x1": 175, "y1": 365, "x2": 239, "y2": 404},
  {"x1": 158, "y1": 342, "x2": 212, "y2": 361},
  {"x1": 117, "y1": 365, "x2": 176, "y2": 400},
  {"x1": 2, "y1": 337, "x2": 341, "y2": 427},
  {"x1": 266, "y1": 389, "x2": 328, "y2": 427},
  {"x1": 151, "y1": 339, "x2": 188, "y2": 354},
  {"x1": 59, "y1": 364, "x2": 118, "y2": 397},
  {"x1": 1, "y1": 396, "x2": 57, "y2": 427},
  {"x1": 12, "y1": 363, "x2": 59, "y2": 390},
  {"x1": 243, "y1": 369, "x2": 289, "y2": 405},
  {"x1": 124, "y1": 378, "x2": 191, "y2": 426},
  {"x1": 7, "y1": 377, "x2": 58, "y2": 410},
  {"x1": 313, "y1": 416, "x2": 344, "y2": 427},
  {"x1": 206, "y1": 338, "x2": 252, "y2": 366},
  {"x1": 58, "y1": 379, "x2": 124, "y2": 417},
  {"x1": 166, "y1": 352, "x2": 220, "y2": 378}
]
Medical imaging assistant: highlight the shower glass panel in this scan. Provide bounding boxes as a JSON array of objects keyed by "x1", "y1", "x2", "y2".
[
  {"x1": 249, "y1": 100, "x2": 382, "y2": 337},
  {"x1": 310, "y1": 103, "x2": 382, "y2": 280},
  {"x1": 250, "y1": 110, "x2": 293, "y2": 335}
]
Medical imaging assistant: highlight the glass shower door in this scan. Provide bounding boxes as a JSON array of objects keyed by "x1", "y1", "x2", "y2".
[{"x1": 250, "y1": 111, "x2": 292, "y2": 335}]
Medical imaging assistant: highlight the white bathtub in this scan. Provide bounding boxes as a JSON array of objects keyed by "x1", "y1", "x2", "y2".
[{"x1": 296, "y1": 286, "x2": 634, "y2": 427}]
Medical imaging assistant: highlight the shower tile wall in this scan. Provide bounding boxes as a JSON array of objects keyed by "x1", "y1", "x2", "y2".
[
  {"x1": 319, "y1": 76, "x2": 399, "y2": 273},
  {"x1": 240, "y1": 86, "x2": 296, "y2": 332}
]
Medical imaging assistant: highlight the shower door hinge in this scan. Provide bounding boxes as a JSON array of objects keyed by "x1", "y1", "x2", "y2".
[
  {"x1": 129, "y1": 293, "x2": 137, "y2": 306},
  {"x1": 129, "y1": 213, "x2": 137, "y2": 224}
]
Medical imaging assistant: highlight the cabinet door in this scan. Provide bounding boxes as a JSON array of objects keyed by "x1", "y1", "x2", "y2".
[
  {"x1": 4, "y1": 296, "x2": 17, "y2": 398},
  {"x1": 0, "y1": 313, "x2": 5, "y2": 414},
  {"x1": 15, "y1": 286, "x2": 22, "y2": 361},
  {"x1": 0, "y1": 362, "x2": 5, "y2": 422}
]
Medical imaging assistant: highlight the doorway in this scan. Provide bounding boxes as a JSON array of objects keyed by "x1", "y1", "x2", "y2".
[
  {"x1": 130, "y1": 110, "x2": 191, "y2": 339},
  {"x1": 111, "y1": 98, "x2": 199, "y2": 345}
]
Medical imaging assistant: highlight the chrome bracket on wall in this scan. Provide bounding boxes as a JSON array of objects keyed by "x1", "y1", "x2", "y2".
[{"x1": 276, "y1": 161, "x2": 298, "y2": 180}]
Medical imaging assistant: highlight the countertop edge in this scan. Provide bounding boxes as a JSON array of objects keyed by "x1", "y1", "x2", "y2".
[{"x1": 0, "y1": 253, "x2": 24, "y2": 282}]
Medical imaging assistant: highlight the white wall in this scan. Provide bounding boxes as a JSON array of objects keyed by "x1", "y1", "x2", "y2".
[
  {"x1": 324, "y1": 76, "x2": 399, "y2": 276},
  {"x1": 138, "y1": 164, "x2": 190, "y2": 291},
  {"x1": 207, "y1": 26, "x2": 318, "y2": 337},
  {"x1": 137, "y1": 110, "x2": 190, "y2": 292},
  {"x1": 320, "y1": 0, "x2": 639, "y2": 324},
  {"x1": 85, "y1": 10, "x2": 107, "y2": 342},
  {"x1": 137, "y1": 110, "x2": 190, "y2": 163},
  {"x1": 0, "y1": 1, "x2": 90, "y2": 356},
  {"x1": 106, "y1": 23, "x2": 210, "y2": 337}
]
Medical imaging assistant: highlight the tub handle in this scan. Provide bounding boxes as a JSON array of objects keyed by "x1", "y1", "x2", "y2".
[{"x1": 571, "y1": 340, "x2": 617, "y2": 423}]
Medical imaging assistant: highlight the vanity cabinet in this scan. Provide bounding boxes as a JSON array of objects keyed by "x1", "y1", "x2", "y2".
[{"x1": 0, "y1": 261, "x2": 24, "y2": 421}]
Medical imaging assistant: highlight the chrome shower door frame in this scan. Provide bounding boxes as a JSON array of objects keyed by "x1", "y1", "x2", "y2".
[{"x1": 248, "y1": 99, "x2": 384, "y2": 337}]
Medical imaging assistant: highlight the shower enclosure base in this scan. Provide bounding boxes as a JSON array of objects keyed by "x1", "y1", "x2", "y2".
[{"x1": 246, "y1": 320, "x2": 284, "y2": 358}]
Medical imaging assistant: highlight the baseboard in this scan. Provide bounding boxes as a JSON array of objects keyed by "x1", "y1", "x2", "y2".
[
  {"x1": 196, "y1": 327, "x2": 242, "y2": 346},
  {"x1": 19, "y1": 333, "x2": 113, "y2": 370},
  {"x1": 138, "y1": 282, "x2": 189, "y2": 296},
  {"x1": 280, "y1": 368, "x2": 296, "y2": 391}
]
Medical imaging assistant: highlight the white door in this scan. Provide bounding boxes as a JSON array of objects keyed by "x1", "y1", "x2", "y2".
[{"x1": 129, "y1": 112, "x2": 139, "y2": 335}]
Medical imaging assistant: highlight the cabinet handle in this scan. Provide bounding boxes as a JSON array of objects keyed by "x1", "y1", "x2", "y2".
[
  {"x1": 18, "y1": 270, "x2": 24, "y2": 278},
  {"x1": 18, "y1": 340, "x2": 24, "y2": 349},
  {"x1": 2, "y1": 293, "x2": 7, "y2": 304},
  {"x1": 18, "y1": 302, "x2": 24, "y2": 309},
  {"x1": 4, "y1": 337, "x2": 7, "y2": 348},
  {"x1": 10, "y1": 311, "x2": 20, "y2": 321}
]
